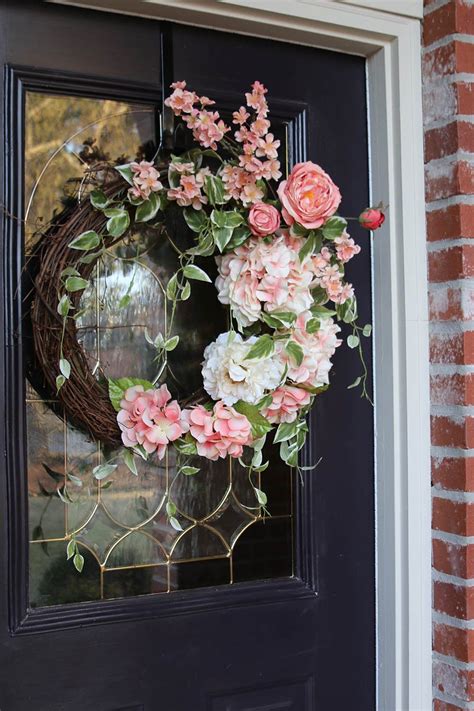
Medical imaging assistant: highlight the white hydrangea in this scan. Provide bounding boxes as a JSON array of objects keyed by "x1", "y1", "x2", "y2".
[{"x1": 202, "y1": 331, "x2": 284, "y2": 406}]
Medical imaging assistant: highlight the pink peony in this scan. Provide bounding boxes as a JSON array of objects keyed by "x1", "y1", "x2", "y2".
[
  {"x1": 183, "y1": 402, "x2": 252, "y2": 461},
  {"x1": 248, "y1": 202, "x2": 281, "y2": 237},
  {"x1": 262, "y1": 386, "x2": 311, "y2": 424},
  {"x1": 277, "y1": 161, "x2": 341, "y2": 229},
  {"x1": 117, "y1": 384, "x2": 189, "y2": 459}
]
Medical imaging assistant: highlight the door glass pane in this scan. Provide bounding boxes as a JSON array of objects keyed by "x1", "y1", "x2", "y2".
[{"x1": 25, "y1": 91, "x2": 293, "y2": 608}]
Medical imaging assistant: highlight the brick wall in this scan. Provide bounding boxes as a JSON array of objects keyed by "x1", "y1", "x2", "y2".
[{"x1": 424, "y1": 1, "x2": 474, "y2": 708}]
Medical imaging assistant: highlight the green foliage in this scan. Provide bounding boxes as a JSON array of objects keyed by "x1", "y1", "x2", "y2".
[
  {"x1": 322, "y1": 216, "x2": 347, "y2": 240},
  {"x1": 244, "y1": 334, "x2": 274, "y2": 361},
  {"x1": 69, "y1": 230, "x2": 101, "y2": 251},
  {"x1": 234, "y1": 401, "x2": 272, "y2": 439},
  {"x1": 108, "y1": 377, "x2": 155, "y2": 411}
]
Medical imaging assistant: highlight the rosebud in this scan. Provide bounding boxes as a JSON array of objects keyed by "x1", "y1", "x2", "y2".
[{"x1": 359, "y1": 207, "x2": 385, "y2": 230}]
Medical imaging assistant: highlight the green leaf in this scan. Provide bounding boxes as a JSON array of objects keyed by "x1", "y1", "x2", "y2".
[
  {"x1": 280, "y1": 440, "x2": 299, "y2": 467},
  {"x1": 347, "y1": 334, "x2": 360, "y2": 349},
  {"x1": 169, "y1": 516, "x2": 183, "y2": 532},
  {"x1": 310, "y1": 305, "x2": 336, "y2": 318},
  {"x1": 285, "y1": 340, "x2": 304, "y2": 366},
  {"x1": 174, "y1": 438, "x2": 198, "y2": 456},
  {"x1": 211, "y1": 209, "x2": 244, "y2": 229},
  {"x1": 164, "y1": 335, "x2": 179, "y2": 351},
  {"x1": 135, "y1": 192, "x2": 160, "y2": 222},
  {"x1": 90, "y1": 189, "x2": 110, "y2": 210},
  {"x1": 363, "y1": 324, "x2": 372, "y2": 337},
  {"x1": 60, "y1": 267, "x2": 80, "y2": 279},
  {"x1": 204, "y1": 175, "x2": 227, "y2": 206},
  {"x1": 322, "y1": 216, "x2": 347, "y2": 240},
  {"x1": 265, "y1": 311, "x2": 296, "y2": 328},
  {"x1": 59, "y1": 358, "x2": 71, "y2": 379},
  {"x1": 233, "y1": 401, "x2": 272, "y2": 439},
  {"x1": 213, "y1": 225, "x2": 234, "y2": 252},
  {"x1": 244, "y1": 334, "x2": 274, "y2": 361},
  {"x1": 115, "y1": 163, "x2": 134, "y2": 185},
  {"x1": 73, "y1": 553, "x2": 84, "y2": 573},
  {"x1": 274, "y1": 421, "x2": 298, "y2": 444},
  {"x1": 123, "y1": 449, "x2": 138, "y2": 476},
  {"x1": 225, "y1": 225, "x2": 251, "y2": 251},
  {"x1": 306, "y1": 318, "x2": 320, "y2": 334},
  {"x1": 93, "y1": 463, "x2": 117, "y2": 480},
  {"x1": 166, "y1": 273, "x2": 178, "y2": 300},
  {"x1": 65, "y1": 276, "x2": 89, "y2": 292},
  {"x1": 348, "y1": 376, "x2": 362, "y2": 389},
  {"x1": 166, "y1": 500, "x2": 177, "y2": 517},
  {"x1": 188, "y1": 230, "x2": 215, "y2": 257},
  {"x1": 289, "y1": 222, "x2": 308, "y2": 237},
  {"x1": 118, "y1": 294, "x2": 131, "y2": 309},
  {"x1": 69, "y1": 230, "x2": 101, "y2": 251},
  {"x1": 67, "y1": 473, "x2": 83, "y2": 487},
  {"x1": 78, "y1": 250, "x2": 103, "y2": 264},
  {"x1": 180, "y1": 465, "x2": 200, "y2": 476},
  {"x1": 107, "y1": 209, "x2": 130, "y2": 237},
  {"x1": 101, "y1": 480, "x2": 114, "y2": 490},
  {"x1": 108, "y1": 377, "x2": 155, "y2": 411},
  {"x1": 299, "y1": 231, "x2": 321, "y2": 262},
  {"x1": 254, "y1": 488, "x2": 267, "y2": 506},
  {"x1": 181, "y1": 281, "x2": 191, "y2": 300},
  {"x1": 57, "y1": 294, "x2": 71, "y2": 317},
  {"x1": 66, "y1": 539, "x2": 76, "y2": 560},
  {"x1": 56, "y1": 374, "x2": 65, "y2": 392},
  {"x1": 337, "y1": 297, "x2": 358, "y2": 324},
  {"x1": 182, "y1": 264, "x2": 212, "y2": 283},
  {"x1": 184, "y1": 207, "x2": 208, "y2": 233}
]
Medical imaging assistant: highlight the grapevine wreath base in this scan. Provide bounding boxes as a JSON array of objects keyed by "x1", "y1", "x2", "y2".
[{"x1": 28, "y1": 80, "x2": 384, "y2": 568}]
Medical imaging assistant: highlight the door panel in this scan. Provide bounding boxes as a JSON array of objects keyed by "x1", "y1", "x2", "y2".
[{"x1": 0, "y1": 3, "x2": 374, "y2": 709}]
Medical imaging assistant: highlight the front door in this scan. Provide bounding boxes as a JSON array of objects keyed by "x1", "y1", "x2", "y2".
[{"x1": 0, "y1": 2, "x2": 374, "y2": 709}]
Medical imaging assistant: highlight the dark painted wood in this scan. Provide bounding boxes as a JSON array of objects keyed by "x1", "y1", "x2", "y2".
[{"x1": 0, "y1": 3, "x2": 374, "y2": 710}]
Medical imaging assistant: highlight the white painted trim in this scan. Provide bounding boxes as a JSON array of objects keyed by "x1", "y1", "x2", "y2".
[{"x1": 47, "y1": 1, "x2": 432, "y2": 709}]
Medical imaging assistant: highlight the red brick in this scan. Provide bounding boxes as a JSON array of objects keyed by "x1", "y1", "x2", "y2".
[
  {"x1": 429, "y1": 246, "x2": 474, "y2": 282},
  {"x1": 432, "y1": 457, "x2": 474, "y2": 492},
  {"x1": 431, "y1": 373, "x2": 474, "y2": 405},
  {"x1": 433, "y1": 497, "x2": 474, "y2": 536},
  {"x1": 425, "y1": 41, "x2": 474, "y2": 79},
  {"x1": 433, "y1": 537, "x2": 474, "y2": 577},
  {"x1": 424, "y1": 2, "x2": 456, "y2": 46},
  {"x1": 429, "y1": 288, "x2": 463, "y2": 321},
  {"x1": 434, "y1": 580, "x2": 474, "y2": 619},
  {"x1": 427, "y1": 204, "x2": 474, "y2": 241},
  {"x1": 431, "y1": 415, "x2": 474, "y2": 448},
  {"x1": 433, "y1": 622, "x2": 474, "y2": 662},
  {"x1": 426, "y1": 161, "x2": 474, "y2": 202},
  {"x1": 434, "y1": 657, "x2": 474, "y2": 702},
  {"x1": 458, "y1": 82, "x2": 474, "y2": 116},
  {"x1": 434, "y1": 701, "x2": 465, "y2": 711},
  {"x1": 430, "y1": 333, "x2": 474, "y2": 364},
  {"x1": 425, "y1": 122, "x2": 474, "y2": 161}
]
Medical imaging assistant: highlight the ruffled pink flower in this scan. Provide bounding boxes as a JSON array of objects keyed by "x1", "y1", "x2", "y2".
[
  {"x1": 129, "y1": 161, "x2": 163, "y2": 200},
  {"x1": 334, "y1": 231, "x2": 361, "y2": 263},
  {"x1": 183, "y1": 402, "x2": 252, "y2": 461},
  {"x1": 117, "y1": 385, "x2": 189, "y2": 459},
  {"x1": 262, "y1": 386, "x2": 311, "y2": 424},
  {"x1": 277, "y1": 161, "x2": 341, "y2": 229},
  {"x1": 248, "y1": 202, "x2": 281, "y2": 237}
]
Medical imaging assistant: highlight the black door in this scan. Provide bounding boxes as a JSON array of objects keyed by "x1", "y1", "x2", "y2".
[{"x1": 0, "y1": 2, "x2": 374, "y2": 709}]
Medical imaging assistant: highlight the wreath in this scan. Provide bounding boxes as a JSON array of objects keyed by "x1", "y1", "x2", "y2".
[{"x1": 30, "y1": 80, "x2": 384, "y2": 569}]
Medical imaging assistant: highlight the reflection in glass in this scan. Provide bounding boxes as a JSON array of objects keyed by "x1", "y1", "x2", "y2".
[{"x1": 25, "y1": 91, "x2": 294, "y2": 608}]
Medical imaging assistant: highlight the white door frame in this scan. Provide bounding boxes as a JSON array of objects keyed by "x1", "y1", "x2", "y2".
[{"x1": 49, "y1": 1, "x2": 432, "y2": 708}]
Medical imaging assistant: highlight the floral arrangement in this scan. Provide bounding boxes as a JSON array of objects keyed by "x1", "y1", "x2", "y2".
[{"x1": 47, "y1": 81, "x2": 384, "y2": 568}]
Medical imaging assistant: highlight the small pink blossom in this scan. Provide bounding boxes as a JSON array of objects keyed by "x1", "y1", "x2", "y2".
[
  {"x1": 183, "y1": 402, "x2": 252, "y2": 461},
  {"x1": 117, "y1": 384, "x2": 189, "y2": 459},
  {"x1": 248, "y1": 202, "x2": 281, "y2": 237},
  {"x1": 334, "y1": 231, "x2": 361, "y2": 263},
  {"x1": 233, "y1": 106, "x2": 250, "y2": 125},
  {"x1": 129, "y1": 161, "x2": 163, "y2": 200},
  {"x1": 262, "y1": 386, "x2": 311, "y2": 424},
  {"x1": 256, "y1": 133, "x2": 280, "y2": 160}
]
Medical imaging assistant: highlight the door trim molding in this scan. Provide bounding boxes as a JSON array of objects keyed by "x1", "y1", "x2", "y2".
[{"x1": 46, "y1": 3, "x2": 431, "y2": 710}]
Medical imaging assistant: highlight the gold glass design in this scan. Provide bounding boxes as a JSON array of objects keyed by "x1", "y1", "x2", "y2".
[{"x1": 25, "y1": 92, "x2": 294, "y2": 607}]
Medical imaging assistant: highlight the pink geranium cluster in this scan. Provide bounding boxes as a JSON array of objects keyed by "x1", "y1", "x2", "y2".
[
  {"x1": 221, "y1": 82, "x2": 282, "y2": 206},
  {"x1": 262, "y1": 385, "x2": 311, "y2": 424},
  {"x1": 117, "y1": 384, "x2": 189, "y2": 459},
  {"x1": 129, "y1": 161, "x2": 163, "y2": 200},
  {"x1": 278, "y1": 312, "x2": 342, "y2": 388},
  {"x1": 164, "y1": 81, "x2": 230, "y2": 150},
  {"x1": 312, "y1": 246, "x2": 354, "y2": 304},
  {"x1": 183, "y1": 401, "x2": 252, "y2": 461},
  {"x1": 167, "y1": 161, "x2": 210, "y2": 210}
]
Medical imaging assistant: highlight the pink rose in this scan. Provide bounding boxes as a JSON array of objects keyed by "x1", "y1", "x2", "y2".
[
  {"x1": 248, "y1": 202, "x2": 281, "y2": 237},
  {"x1": 359, "y1": 207, "x2": 385, "y2": 230},
  {"x1": 277, "y1": 161, "x2": 341, "y2": 229},
  {"x1": 262, "y1": 386, "x2": 311, "y2": 424}
]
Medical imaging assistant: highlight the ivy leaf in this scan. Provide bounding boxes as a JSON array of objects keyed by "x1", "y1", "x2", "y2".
[
  {"x1": 184, "y1": 208, "x2": 208, "y2": 233},
  {"x1": 188, "y1": 230, "x2": 215, "y2": 257},
  {"x1": 107, "y1": 209, "x2": 130, "y2": 237},
  {"x1": 299, "y1": 231, "x2": 321, "y2": 262},
  {"x1": 90, "y1": 189, "x2": 110, "y2": 210},
  {"x1": 263, "y1": 311, "x2": 296, "y2": 328},
  {"x1": 65, "y1": 276, "x2": 89, "y2": 292},
  {"x1": 233, "y1": 401, "x2": 272, "y2": 439},
  {"x1": 310, "y1": 305, "x2": 336, "y2": 318},
  {"x1": 180, "y1": 466, "x2": 200, "y2": 476},
  {"x1": 204, "y1": 175, "x2": 227, "y2": 206},
  {"x1": 181, "y1": 281, "x2": 191, "y2": 300},
  {"x1": 60, "y1": 267, "x2": 81, "y2": 279},
  {"x1": 56, "y1": 374, "x2": 65, "y2": 392},
  {"x1": 67, "y1": 473, "x2": 83, "y2": 487},
  {"x1": 118, "y1": 294, "x2": 131, "y2": 309},
  {"x1": 274, "y1": 421, "x2": 298, "y2": 444},
  {"x1": 254, "y1": 488, "x2": 268, "y2": 506},
  {"x1": 244, "y1": 334, "x2": 274, "y2": 361},
  {"x1": 183, "y1": 264, "x2": 212, "y2": 283},
  {"x1": 135, "y1": 192, "x2": 160, "y2": 222},
  {"x1": 337, "y1": 297, "x2": 358, "y2": 324},
  {"x1": 69, "y1": 230, "x2": 101, "y2": 251},
  {"x1": 59, "y1": 358, "x2": 71, "y2": 379},
  {"x1": 213, "y1": 225, "x2": 234, "y2": 252},
  {"x1": 166, "y1": 500, "x2": 177, "y2": 517},
  {"x1": 306, "y1": 318, "x2": 320, "y2": 334},
  {"x1": 347, "y1": 334, "x2": 360, "y2": 349},
  {"x1": 57, "y1": 294, "x2": 71, "y2": 317},
  {"x1": 115, "y1": 163, "x2": 134, "y2": 185},
  {"x1": 66, "y1": 539, "x2": 76, "y2": 560},
  {"x1": 348, "y1": 376, "x2": 362, "y2": 389},
  {"x1": 169, "y1": 516, "x2": 183, "y2": 532},
  {"x1": 123, "y1": 448, "x2": 138, "y2": 476},
  {"x1": 108, "y1": 377, "x2": 155, "y2": 411},
  {"x1": 164, "y1": 335, "x2": 179, "y2": 351},
  {"x1": 322, "y1": 216, "x2": 347, "y2": 240},
  {"x1": 363, "y1": 324, "x2": 372, "y2": 337},
  {"x1": 225, "y1": 225, "x2": 251, "y2": 251},
  {"x1": 166, "y1": 273, "x2": 179, "y2": 300},
  {"x1": 93, "y1": 464, "x2": 117, "y2": 480},
  {"x1": 289, "y1": 222, "x2": 309, "y2": 237},
  {"x1": 174, "y1": 438, "x2": 198, "y2": 456},
  {"x1": 73, "y1": 553, "x2": 84, "y2": 573},
  {"x1": 285, "y1": 341, "x2": 304, "y2": 366},
  {"x1": 101, "y1": 480, "x2": 114, "y2": 490}
]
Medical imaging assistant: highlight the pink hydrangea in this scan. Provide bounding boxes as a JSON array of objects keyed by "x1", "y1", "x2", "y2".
[
  {"x1": 117, "y1": 384, "x2": 189, "y2": 459},
  {"x1": 183, "y1": 401, "x2": 252, "y2": 461},
  {"x1": 129, "y1": 161, "x2": 163, "y2": 200},
  {"x1": 262, "y1": 386, "x2": 311, "y2": 424}
]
